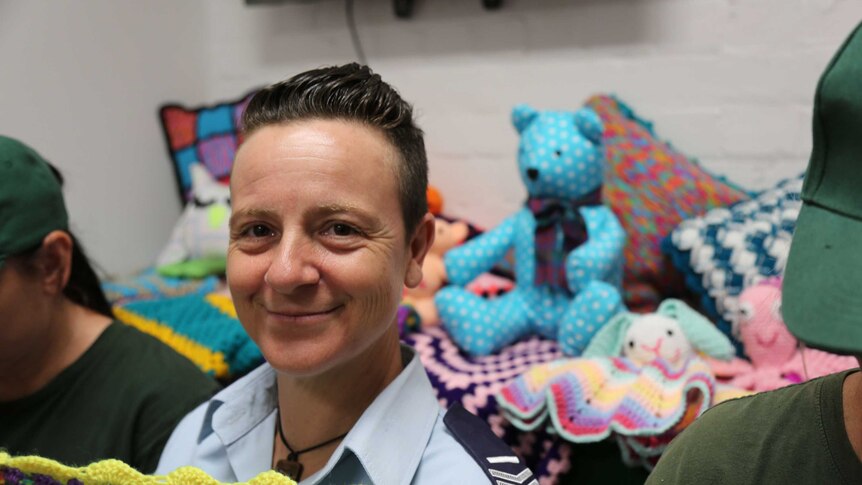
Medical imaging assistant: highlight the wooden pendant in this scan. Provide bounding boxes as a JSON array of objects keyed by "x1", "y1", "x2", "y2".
[{"x1": 275, "y1": 457, "x2": 303, "y2": 481}]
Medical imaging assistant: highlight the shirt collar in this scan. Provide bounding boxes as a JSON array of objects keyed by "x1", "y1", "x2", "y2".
[
  {"x1": 207, "y1": 362, "x2": 280, "y2": 481},
  {"x1": 210, "y1": 362, "x2": 279, "y2": 447},
  {"x1": 306, "y1": 345, "x2": 440, "y2": 485},
  {"x1": 208, "y1": 345, "x2": 440, "y2": 485}
]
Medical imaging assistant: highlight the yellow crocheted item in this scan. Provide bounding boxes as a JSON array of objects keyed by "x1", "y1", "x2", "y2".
[
  {"x1": 0, "y1": 452, "x2": 296, "y2": 484},
  {"x1": 205, "y1": 293, "x2": 238, "y2": 318},
  {"x1": 113, "y1": 306, "x2": 230, "y2": 377}
]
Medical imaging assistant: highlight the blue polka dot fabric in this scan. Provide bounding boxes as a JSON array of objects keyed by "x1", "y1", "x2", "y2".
[{"x1": 436, "y1": 105, "x2": 626, "y2": 357}]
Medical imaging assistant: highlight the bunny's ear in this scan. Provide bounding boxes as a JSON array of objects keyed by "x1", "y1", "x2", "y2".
[
  {"x1": 512, "y1": 104, "x2": 540, "y2": 134},
  {"x1": 583, "y1": 311, "x2": 635, "y2": 357},
  {"x1": 658, "y1": 299, "x2": 735, "y2": 360}
]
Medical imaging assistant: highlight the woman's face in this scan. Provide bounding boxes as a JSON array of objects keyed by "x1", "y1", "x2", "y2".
[
  {"x1": 0, "y1": 256, "x2": 52, "y2": 361},
  {"x1": 227, "y1": 119, "x2": 427, "y2": 379}
]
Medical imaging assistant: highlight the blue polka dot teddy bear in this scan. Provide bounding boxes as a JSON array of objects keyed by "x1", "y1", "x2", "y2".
[{"x1": 435, "y1": 104, "x2": 627, "y2": 356}]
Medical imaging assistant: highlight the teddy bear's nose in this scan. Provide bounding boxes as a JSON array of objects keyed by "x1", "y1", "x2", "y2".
[{"x1": 526, "y1": 168, "x2": 539, "y2": 180}]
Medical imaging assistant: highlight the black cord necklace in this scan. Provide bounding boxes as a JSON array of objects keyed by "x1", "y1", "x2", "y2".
[{"x1": 273, "y1": 411, "x2": 348, "y2": 481}]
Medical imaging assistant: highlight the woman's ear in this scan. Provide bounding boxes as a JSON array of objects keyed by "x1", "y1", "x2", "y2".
[
  {"x1": 36, "y1": 230, "x2": 73, "y2": 295},
  {"x1": 404, "y1": 213, "x2": 436, "y2": 289}
]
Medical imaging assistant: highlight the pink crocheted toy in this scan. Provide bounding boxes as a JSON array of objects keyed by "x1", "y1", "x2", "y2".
[{"x1": 708, "y1": 277, "x2": 858, "y2": 391}]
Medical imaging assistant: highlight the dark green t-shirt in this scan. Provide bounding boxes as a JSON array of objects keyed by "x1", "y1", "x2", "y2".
[
  {"x1": 648, "y1": 369, "x2": 862, "y2": 484},
  {"x1": 0, "y1": 322, "x2": 219, "y2": 472}
]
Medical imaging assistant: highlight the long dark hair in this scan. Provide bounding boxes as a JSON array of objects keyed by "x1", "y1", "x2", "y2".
[
  {"x1": 15, "y1": 164, "x2": 114, "y2": 319},
  {"x1": 64, "y1": 232, "x2": 114, "y2": 318}
]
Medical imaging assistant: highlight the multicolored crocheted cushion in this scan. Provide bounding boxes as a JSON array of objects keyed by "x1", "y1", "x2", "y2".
[
  {"x1": 587, "y1": 95, "x2": 750, "y2": 310},
  {"x1": 159, "y1": 90, "x2": 256, "y2": 202},
  {"x1": 496, "y1": 356, "x2": 716, "y2": 469},
  {"x1": 663, "y1": 175, "x2": 803, "y2": 339},
  {"x1": 0, "y1": 452, "x2": 295, "y2": 484},
  {"x1": 114, "y1": 293, "x2": 262, "y2": 380},
  {"x1": 402, "y1": 327, "x2": 571, "y2": 484}
]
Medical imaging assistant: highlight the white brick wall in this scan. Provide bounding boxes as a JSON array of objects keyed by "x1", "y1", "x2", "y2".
[
  {"x1": 204, "y1": 0, "x2": 862, "y2": 229},
  {"x1": 4, "y1": 0, "x2": 861, "y2": 274},
  {"x1": 0, "y1": 0, "x2": 207, "y2": 275}
]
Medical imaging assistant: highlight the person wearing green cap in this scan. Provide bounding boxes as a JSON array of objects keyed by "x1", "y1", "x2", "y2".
[
  {"x1": 647, "y1": 23, "x2": 862, "y2": 484},
  {"x1": 0, "y1": 136, "x2": 220, "y2": 472}
]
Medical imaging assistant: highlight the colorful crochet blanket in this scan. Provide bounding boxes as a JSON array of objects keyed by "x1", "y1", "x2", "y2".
[
  {"x1": 0, "y1": 452, "x2": 294, "y2": 485},
  {"x1": 402, "y1": 327, "x2": 576, "y2": 483},
  {"x1": 102, "y1": 268, "x2": 220, "y2": 306},
  {"x1": 496, "y1": 356, "x2": 730, "y2": 469},
  {"x1": 114, "y1": 292, "x2": 262, "y2": 380}
]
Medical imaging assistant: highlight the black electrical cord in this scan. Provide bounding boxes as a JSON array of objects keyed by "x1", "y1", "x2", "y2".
[{"x1": 345, "y1": 0, "x2": 368, "y2": 66}]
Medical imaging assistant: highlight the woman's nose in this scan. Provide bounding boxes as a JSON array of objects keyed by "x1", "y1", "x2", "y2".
[{"x1": 264, "y1": 236, "x2": 321, "y2": 294}]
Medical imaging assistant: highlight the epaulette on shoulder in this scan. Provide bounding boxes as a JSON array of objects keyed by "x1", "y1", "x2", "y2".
[{"x1": 443, "y1": 403, "x2": 538, "y2": 485}]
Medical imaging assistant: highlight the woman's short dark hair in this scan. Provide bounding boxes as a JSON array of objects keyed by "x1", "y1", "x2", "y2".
[
  {"x1": 241, "y1": 63, "x2": 429, "y2": 236},
  {"x1": 14, "y1": 164, "x2": 114, "y2": 319}
]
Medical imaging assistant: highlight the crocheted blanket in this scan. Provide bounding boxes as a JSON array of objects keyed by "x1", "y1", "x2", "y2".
[
  {"x1": 102, "y1": 268, "x2": 220, "y2": 306},
  {"x1": 0, "y1": 452, "x2": 294, "y2": 485},
  {"x1": 496, "y1": 356, "x2": 743, "y2": 469},
  {"x1": 114, "y1": 292, "x2": 263, "y2": 380},
  {"x1": 402, "y1": 327, "x2": 572, "y2": 483}
]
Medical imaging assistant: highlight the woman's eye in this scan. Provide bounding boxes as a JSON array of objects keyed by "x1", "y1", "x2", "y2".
[
  {"x1": 328, "y1": 223, "x2": 360, "y2": 237},
  {"x1": 249, "y1": 224, "x2": 273, "y2": 238},
  {"x1": 333, "y1": 224, "x2": 353, "y2": 236}
]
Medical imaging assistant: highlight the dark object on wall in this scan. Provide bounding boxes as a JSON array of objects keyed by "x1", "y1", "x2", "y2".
[
  {"x1": 394, "y1": 0, "x2": 502, "y2": 19},
  {"x1": 394, "y1": 0, "x2": 414, "y2": 18},
  {"x1": 245, "y1": 0, "x2": 319, "y2": 4}
]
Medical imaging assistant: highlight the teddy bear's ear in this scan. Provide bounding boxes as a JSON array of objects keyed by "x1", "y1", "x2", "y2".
[
  {"x1": 574, "y1": 107, "x2": 603, "y2": 145},
  {"x1": 512, "y1": 104, "x2": 539, "y2": 134},
  {"x1": 658, "y1": 299, "x2": 735, "y2": 360},
  {"x1": 582, "y1": 310, "x2": 633, "y2": 357}
]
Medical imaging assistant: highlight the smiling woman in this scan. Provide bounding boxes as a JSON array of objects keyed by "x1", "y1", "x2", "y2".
[
  {"x1": 228, "y1": 119, "x2": 414, "y2": 381},
  {"x1": 156, "y1": 63, "x2": 537, "y2": 485}
]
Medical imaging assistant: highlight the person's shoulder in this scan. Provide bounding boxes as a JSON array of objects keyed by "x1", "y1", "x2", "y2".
[
  {"x1": 678, "y1": 375, "x2": 825, "y2": 432},
  {"x1": 647, "y1": 378, "x2": 827, "y2": 484},
  {"x1": 101, "y1": 321, "x2": 220, "y2": 397},
  {"x1": 107, "y1": 322, "x2": 215, "y2": 375},
  {"x1": 414, "y1": 404, "x2": 537, "y2": 485}
]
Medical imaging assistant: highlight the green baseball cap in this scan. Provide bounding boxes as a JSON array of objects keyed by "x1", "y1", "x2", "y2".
[
  {"x1": 782, "y1": 22, "x2": 862, "y2": 355},
  {"x1": 0, "y1": 135, "x2": 69, "y2": 267}
]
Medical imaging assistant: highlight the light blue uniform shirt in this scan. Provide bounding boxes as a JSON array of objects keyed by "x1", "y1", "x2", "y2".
[{"x1": 156, "y1": 345, "x2": 491, "y2": 484}]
